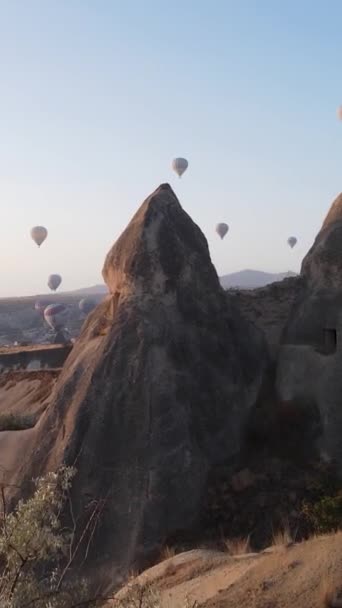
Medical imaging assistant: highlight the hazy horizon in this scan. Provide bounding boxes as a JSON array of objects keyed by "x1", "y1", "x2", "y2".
[{"x1": 1, "y1": 1, "x2": 341, "y2": 297}]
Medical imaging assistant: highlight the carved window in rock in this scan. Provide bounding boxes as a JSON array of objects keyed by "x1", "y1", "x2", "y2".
[{"x1": 322, "y1": 328, "x2": 337, "y2": 355}]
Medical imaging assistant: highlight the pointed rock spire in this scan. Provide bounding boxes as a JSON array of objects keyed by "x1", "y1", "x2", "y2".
[
  {"x1": 102, "y1": 183, "x2": 220, "y2": 298},
  {"x1": 9, "y1": 185, "x2": 267, "y2": 589}
]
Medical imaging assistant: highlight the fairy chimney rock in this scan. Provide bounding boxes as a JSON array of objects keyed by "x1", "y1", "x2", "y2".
[
  {"x1": 301, "y1": 192, "x2": 342, "y2": 288},
  {"x1": 12, "y1": 184, "x2": 267, "y2": 587},
  {"x1": 102, "y1": 183, "x2": 220, "y2": 298}
]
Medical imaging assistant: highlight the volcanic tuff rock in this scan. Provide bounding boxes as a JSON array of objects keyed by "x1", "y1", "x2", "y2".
[
  {"x1": 276, "y1": 193, "x2": 342, "y2": 468},
  {"x1": 301, "y1": 192, "x2": 342, "y2": 289},
  {"x1": 12, "y1": 184, "x2": 267, "y2": 585}
]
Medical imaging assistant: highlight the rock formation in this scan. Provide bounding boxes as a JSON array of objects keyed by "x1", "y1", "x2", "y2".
[
  {"x1": 276, "y1": 194, "x2": 342, "y2": 468},
  {"x1": 301, "y1": 192, "x2": 342, "y2": 289},
  {"x1": 222, "y1": 193, "x2": 342, "y2": 470},
  {"x1": 11, "y1": 184, "x2": 267, "y2": 586},
  {"x1": 231, "y1": 193, "x2": 342, "y2": 468}
]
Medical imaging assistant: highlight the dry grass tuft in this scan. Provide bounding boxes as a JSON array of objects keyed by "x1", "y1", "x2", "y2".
[
  {"x1": 272, "y1": 521, "x2": 296, "y2": 547},
  {"x1": 115, "y1": 581, "x2": 160, "y2": 607},
  {"x1": 223, "y1": 535, "x2": 251, "y2": 556},
  {"x1": 160, "y1": 545, "x2": 177, "y2": 561},
  {"x1": 126, "y1": 569, "x2": 139, "y2": 582}
]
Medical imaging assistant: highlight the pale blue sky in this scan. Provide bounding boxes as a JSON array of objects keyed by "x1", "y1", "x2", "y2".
[{"x1": 1, "y1": 0, "x2": 342, "y2": 296}]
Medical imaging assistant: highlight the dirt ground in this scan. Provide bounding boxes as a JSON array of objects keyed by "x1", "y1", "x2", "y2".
[{"x1": 114, "y1": 532, "x2": 342, "y2": 608}]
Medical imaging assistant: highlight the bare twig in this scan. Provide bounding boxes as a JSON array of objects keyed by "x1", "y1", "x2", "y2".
[
  {"x1": 67, "y1": 489, "x2": 77, "y2": 565},
  {"x1": 57, "y1": 500, "x2": 101, "y2": 591},
  {"x1": 10, "y1": 556, "x2": 27, "y2": 594},
  {"x1": 81, "y1": 496, "x2": 108, "y2": 568}
]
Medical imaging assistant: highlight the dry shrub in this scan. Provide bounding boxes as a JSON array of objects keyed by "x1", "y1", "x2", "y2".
[
  {"x1": 224, "y1": 535, "x2": 251, "y2": 555},
  {"x1": 0, "y1": 465, "x2": 91, "y2": 607},
  {"x1": 115, "y1": 582, "x2": 160, "y2": 608},
  {"x1": 126, "y1": 569, "x2": 140, "y2": 583},
  {"x1": 272, "y1": 520, "x2": 296, "y2": 547},
  {"x1": 160, "y1": 545, "x2": 176, "y2": 561}
]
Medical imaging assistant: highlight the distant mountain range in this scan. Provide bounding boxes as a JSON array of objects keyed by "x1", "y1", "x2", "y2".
[
  {"x1": 219, "y1": 269, "x2": 297, "y2": 289},
  {"x1": 67, "y1": 284, "x2": 109, "y2": 296},
  {"x1": 67, "y1": 270, "x2": 297, "y2": 296}
]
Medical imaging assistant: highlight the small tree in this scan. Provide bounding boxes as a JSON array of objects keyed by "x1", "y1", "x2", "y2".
[
  {"x1": 0, "y1": 465, "x2": 89, "y2": 607},
  {"x1": 0, "y1": 467, "x2": 164, "y2": 608}
]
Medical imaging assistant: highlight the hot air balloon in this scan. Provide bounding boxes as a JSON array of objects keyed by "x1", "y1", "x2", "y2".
[
  {"x1": 172, "y1": 157, "x2": 188, "y2": 178},
  {"x1": 216, "y1": 223, "x2": 229, "y2": 240},
  {"x1": 287, "y1": 236, "x2": 297, "y2": 249},
  {"x1": 48, "y1": 274, "x2": 62, "y2": 291},
  {"x1": 35, "y1": 299, "x2": 50, "y2": 315},
  {"x1": 44, "y1": 303, "x2": 68, "y2": 330},
  {"x1": 337, "y1": 106, "x2": 342, "y2": 120},
  {"x1": 30, "y1": 226, "x2": 48, "y2": 248},
  {"x1": 79, "y1": 297, "x2": 96, "y2": 315}
]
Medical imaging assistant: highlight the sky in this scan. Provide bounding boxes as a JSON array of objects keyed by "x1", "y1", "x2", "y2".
[{"x1": 1, "y1": 0, "x2": 342, "y2": 296}]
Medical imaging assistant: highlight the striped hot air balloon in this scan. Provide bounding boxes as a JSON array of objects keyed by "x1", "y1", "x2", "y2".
[
  {"x1": 44, "y1": 303, "x2": 68, "y2": 330},
  {"x1": 34, "y1": 299, "x2": 51, "y2": 315}
]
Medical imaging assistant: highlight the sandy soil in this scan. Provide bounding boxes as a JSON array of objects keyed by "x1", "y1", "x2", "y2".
[{"x1": 114, "y1": 532, "x2": 342, "y2": 608}]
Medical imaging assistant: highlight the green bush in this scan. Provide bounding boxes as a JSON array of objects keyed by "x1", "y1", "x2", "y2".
[
  {"x1": 0, "y1": 465, "x2": 91, "y2": 607},
  {"x1": 301, "y1": 491, "x2": 342, "y2": 534},
  {"x1": 0, "y1": 466, "x2": 163, "y2": 607},
  {"x1": 0, "y1": 413, "x2": 35, "y2": 431}
]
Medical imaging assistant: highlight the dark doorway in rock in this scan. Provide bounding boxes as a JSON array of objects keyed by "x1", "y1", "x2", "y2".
[{"x1": 323, "y1": 328, "x2": 337, "y2": 354}]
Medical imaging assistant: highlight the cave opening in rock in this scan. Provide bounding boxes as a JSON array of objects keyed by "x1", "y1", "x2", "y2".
[{"x1": 323, "y1": 328, "x2": 337, "y2": 354}]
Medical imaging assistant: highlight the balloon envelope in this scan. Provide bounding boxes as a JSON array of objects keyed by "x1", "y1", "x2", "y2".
[
  {"x1": 79, "y1": 297, "x2": 96, "y2": 315},
  {"x1": 172, "y1": 157, "x2": 188, "y2": 178},
  {"x1": 30, "y1": 226, "x2": 48, "y2": 247},
  {"x1": 337, "y1": 106, "x2": 342, "y2": 120},
  {"x1": 44, "y1": 303, "x2": 68, "y2": 330},
  {"x1": 48, "y1": 274, "x2": 62, "y2": 291},
  {"x1": 216, "y1": 223, "x2": 229, "y2": 239},
  {"x1": 287, "y1": 236, "x2": 297, "y2": 249},
  {"x1": 35, "y1": 299, "x2": 50, "y2": 315}
]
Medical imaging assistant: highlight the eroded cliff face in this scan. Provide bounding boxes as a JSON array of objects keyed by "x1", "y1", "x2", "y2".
[
  {"x1": 8, "y1": 184, "x2": 267, "y2": 585},
  {"x1": 223, "y1": 193, "x2": 342, "y2": 470},
  {"x1": 275, "y1": 193, "x2": 342, "y2": 468},
  {"x1": 301, "y1": 193, "x2": 342, "y2": 290},
  {"x1": 3, "y1": 186, "x2": 342, "y2": 593},
  {"x1": 228, "y1": 276, "x2": 304, "y2": 360}
]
